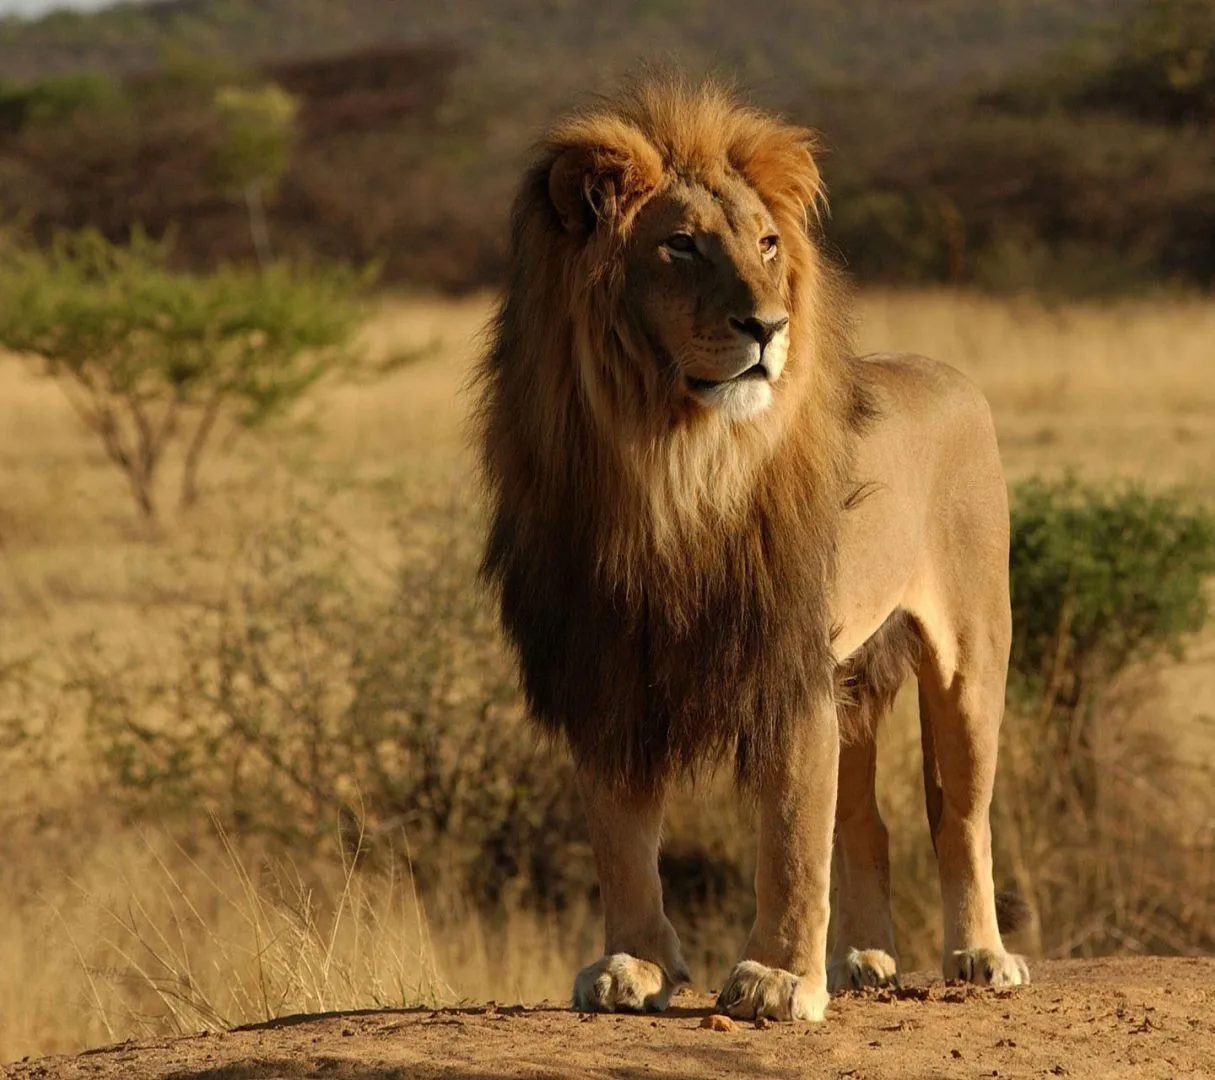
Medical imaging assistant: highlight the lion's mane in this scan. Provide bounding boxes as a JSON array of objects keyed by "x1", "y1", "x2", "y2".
[{"x1": 476, "y1": 81, "x2": 871, "y2": 791}]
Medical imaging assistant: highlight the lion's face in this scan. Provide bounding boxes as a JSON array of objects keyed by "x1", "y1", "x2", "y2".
[
  {"x1": 621, "y1": 176, "x2": 792, "y2": 422},
  {"x1": 541, "y1": 88, "x2": 827, "y2": 437}
]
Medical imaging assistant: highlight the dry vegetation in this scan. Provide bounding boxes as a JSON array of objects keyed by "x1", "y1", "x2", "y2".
[{"x1": 1, "y1": 290, "x2": 1214, "y2": 1063}]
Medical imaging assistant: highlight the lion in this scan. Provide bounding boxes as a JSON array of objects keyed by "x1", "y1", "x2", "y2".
[{"x1": 474, "y1": 79, "x2": 1028, "y2": 1022}]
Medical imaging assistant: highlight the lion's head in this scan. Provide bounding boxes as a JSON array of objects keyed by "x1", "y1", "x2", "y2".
[
  {"x1": 546, "y1": 93, "x2": 822, "y2": 426},
  {"x1": 478, "y1": 80, "x2": 866, "y2": 789},
  {"x1": 536, "y1": 82, "x2": 847, "y2": 435}
]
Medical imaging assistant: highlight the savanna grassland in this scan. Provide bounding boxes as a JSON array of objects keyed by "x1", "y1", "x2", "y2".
[
  {"x1": 1, "y1": 1, "x2": 1213, "y2": 1075},
  {"x1": 2, "y1": 289, "x2": 1213, "y2": 1064}
]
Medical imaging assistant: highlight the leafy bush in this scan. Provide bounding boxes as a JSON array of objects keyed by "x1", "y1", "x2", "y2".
[
  {"x1": 1055, "y1": 0, "x2": 1213, "y2": 124},
  {"x1": 0, "y1": 72, "x2": 127, "y2": 134},
  {"x1": 1009, "y1": 476, "x2": 1215, "y2": 726},
  {"x1": 0, "y1": 229, "x2": 371, "y2": 519}
]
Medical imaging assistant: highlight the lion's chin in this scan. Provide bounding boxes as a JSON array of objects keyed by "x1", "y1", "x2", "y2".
[{"x1": 691, "y1": 378, "x2": 775, "y2": 421}]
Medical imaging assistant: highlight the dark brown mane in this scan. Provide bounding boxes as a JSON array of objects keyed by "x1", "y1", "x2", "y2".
[{"x1": 475, "y1": 80, "x2": 870, "y2": 791}]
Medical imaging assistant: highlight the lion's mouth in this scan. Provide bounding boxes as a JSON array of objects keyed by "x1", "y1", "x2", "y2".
[{"x1": 687, "y1": 363, "x2": 770, "y2": 392}]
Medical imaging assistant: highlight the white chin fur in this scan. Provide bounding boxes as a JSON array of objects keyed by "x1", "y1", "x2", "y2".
[
  {"x1": 695, "y1": 379, "x2": 774, "y2": 420},
  {"x1": 685, "y1": 326, "x2": 788, "y2": 421}
]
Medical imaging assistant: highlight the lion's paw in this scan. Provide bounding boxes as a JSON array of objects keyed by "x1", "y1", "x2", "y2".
[
  {"x1": 572, "y1": 954, "x2": 681, "y2": 1013},
  {"x1": 828, "y1": 948, "x2": 899, "y2": 992},
  {"x1": 945, "y1": 948, "x2": 1030, "y2": 987},
  {"x1": 715, "y1": 960, "x2": 827, "y2": 1022}
]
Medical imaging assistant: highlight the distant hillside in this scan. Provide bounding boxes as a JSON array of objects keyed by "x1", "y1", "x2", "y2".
[
  {"x1": 0, "y1": 0, "x2": 1137, "y2": 92},
  {"x1": 0, "y1": 0, "x2": 1210, "y2": 295}
]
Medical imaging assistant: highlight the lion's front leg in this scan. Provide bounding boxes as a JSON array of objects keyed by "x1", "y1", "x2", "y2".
[
  {"x1": 571, "y1": 767, "x2": 689, "y2": 1013},
  {"x1": 717, "y1": 694, "x2": 839, "y2": 1023}
]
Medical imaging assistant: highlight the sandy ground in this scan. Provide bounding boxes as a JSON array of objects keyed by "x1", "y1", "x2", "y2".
[{"x1": 7, "y1": 958, "x2": 1213, "y2": 1080}]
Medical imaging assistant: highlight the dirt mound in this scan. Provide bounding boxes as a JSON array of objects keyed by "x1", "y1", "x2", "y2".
[{"x1": 6, "y1": 957, "x2": 1213, "y2": 1079}]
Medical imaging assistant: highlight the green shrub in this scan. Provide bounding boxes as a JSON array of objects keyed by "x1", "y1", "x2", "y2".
[
  {"x1": 1071, "y1": 0, "x2": 1214, "y2": 124},
  {"x1": 1009, "y1": 476, "x2": 1215, "y2": 715},
  {"x1": 0, "y1": 229, "x2": 372, "y2": 519},
  {"x1": 1006, "y1": 475, "x2": 1215, "y2": 819},
  {"x1": 0, "y1": 72, "x2": 127, "y2": 132},
  {"x1": 828, "y1": 189, "x2": 961, "y2": 284}
]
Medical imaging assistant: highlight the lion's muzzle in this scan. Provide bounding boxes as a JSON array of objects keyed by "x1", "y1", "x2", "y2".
[{"x1": 686, "y1": 314, "x2": 790, "y2": 418}]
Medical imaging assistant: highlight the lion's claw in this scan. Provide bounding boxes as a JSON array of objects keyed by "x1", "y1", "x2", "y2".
[
  {"x1": 946, "y1": 947, "x2": 1030, "y2": 987},
  {"x1": 715, "y1": 960, "x2": 827, "y2": 1022},
  {"x1": 828, "y1": 948, "x2": 899, "y2": 992},
  {"x1": 572, "y1": 953, "x2": 682, "y2": 1013}
]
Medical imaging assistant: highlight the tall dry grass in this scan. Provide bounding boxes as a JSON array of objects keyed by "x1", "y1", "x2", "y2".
[
  {"x1": 1, "y1": 289, "x2": 1213, "y2": 1062},
  {"x1": 0, "y1": 819, "x2": 599, "y2": 1058}
]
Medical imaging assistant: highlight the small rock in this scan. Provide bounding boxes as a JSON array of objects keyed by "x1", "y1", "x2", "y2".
[
  {"x1": 700, "y1": 1014, "x2": 736, "y2": 1032},
  {"x1": 755, "y1": 1016, "x2": 772, "y2": 1031}
]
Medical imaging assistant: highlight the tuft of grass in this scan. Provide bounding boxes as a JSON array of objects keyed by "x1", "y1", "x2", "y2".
[{"x1": 67, "y1": 822, "x2": 451, "y2": 1037}]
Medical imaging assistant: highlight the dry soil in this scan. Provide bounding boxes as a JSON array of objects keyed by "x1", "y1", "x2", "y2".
[{"x1": 6, "y1": 957, "x2": 1214, "y2": 1080}]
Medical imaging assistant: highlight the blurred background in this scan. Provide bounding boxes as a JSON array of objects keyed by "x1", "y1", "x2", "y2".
[
  {"x1": 0, "y1": 0, "x2": 1213, "y2": 1064},
  {"x1": 2, "y1": 0, "x2": 1213, "y2": 292}
]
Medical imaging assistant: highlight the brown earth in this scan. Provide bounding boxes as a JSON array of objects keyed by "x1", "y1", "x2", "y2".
[{"x1": 6, "y1": 958, "x2": 1213, "y2": 1080}]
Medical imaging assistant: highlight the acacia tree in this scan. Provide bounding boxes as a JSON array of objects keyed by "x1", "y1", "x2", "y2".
[
  {"x1": 211, "y1": 83, "x2": 298, "y2": 269},
  {"x1": 0, "y1": 229, "x2": 370, "y2": 520}
]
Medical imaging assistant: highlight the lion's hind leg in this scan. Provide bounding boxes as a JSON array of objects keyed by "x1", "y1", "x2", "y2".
[
  {"x1": 828, "y1": 729, "x2": 900, "y2": 993},
  {"x1": 916, "y1": 601, "x2": 1029, "y2": 988},
  {"x1": 829, "y1": 612, "x2": 919, "y2": 993}
]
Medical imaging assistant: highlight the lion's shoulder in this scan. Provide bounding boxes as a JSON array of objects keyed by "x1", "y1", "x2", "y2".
[{"x1": 850, "y1": 351, "x2": 992, "y2": 425}]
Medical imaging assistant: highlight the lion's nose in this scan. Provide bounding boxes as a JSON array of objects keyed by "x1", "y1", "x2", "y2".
[{"x1": 729, "y1": 314, "x2": 789, "y2": 348}]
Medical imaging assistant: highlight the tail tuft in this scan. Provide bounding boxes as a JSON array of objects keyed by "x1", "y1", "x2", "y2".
[{"x1": 995, "y1": 891, "x2": 1032, "y2": 935}]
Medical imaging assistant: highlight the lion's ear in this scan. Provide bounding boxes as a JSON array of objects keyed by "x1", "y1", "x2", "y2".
[
  {"x1": 734, "y1": 128, "x2": 826, "y2": 228},
  {"x1": 548, "y1": 143, "x2": 659, "y2": 235}
]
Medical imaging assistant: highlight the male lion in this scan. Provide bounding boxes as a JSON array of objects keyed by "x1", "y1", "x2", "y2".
[{"x1": 475, "y1": 81, "x2": 1028, "y2": 1022}]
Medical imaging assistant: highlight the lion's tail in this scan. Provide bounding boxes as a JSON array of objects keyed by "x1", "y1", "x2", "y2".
[{"x1": 919, "y1": 692, "x2": 1032, "y2": 938}]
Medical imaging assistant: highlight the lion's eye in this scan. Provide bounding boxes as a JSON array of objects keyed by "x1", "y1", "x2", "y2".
[
  {"x1": 664, "y1": 233, "x2": 697, "y2": 257},
  {"x1": 760, "y1": 234, "x2": 780, "y2": 260}
]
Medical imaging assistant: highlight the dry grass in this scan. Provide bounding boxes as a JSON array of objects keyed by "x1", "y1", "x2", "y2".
[
  {"x1": 2, "y1": 288, "x2": 1214, "y2": 1062},
  {"x1": 0, "y1": 821, "x2": 599, "y2": 1059}
]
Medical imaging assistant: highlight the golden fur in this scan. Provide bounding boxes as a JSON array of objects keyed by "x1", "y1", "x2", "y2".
[{"x1": 476, "y1": 80, "x2": 1028, "y2": 1022}]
